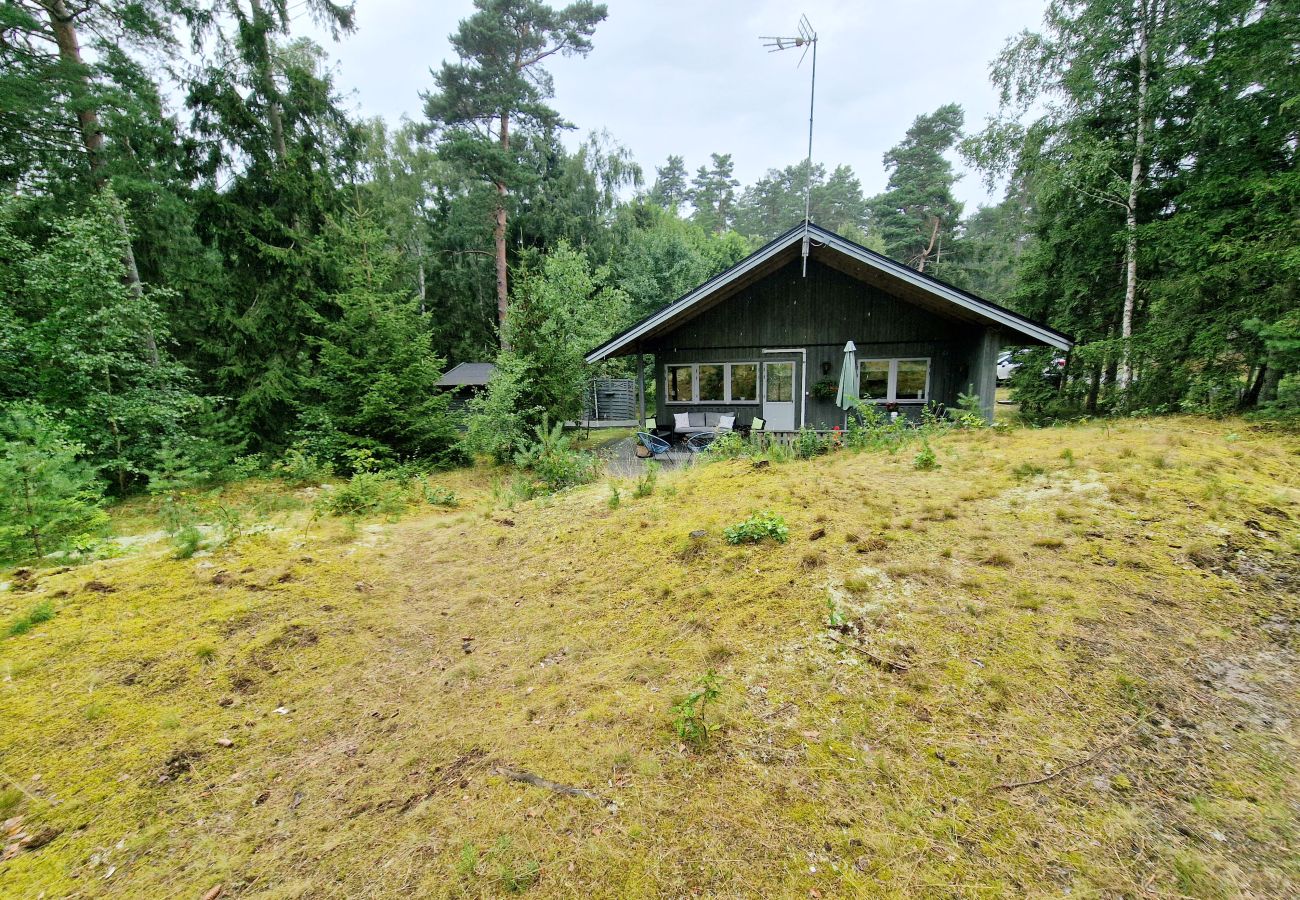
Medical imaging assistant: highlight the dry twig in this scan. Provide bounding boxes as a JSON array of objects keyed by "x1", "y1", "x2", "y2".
[{"x1": 500, "y1": 768, "x2": 602, "y2": 801}]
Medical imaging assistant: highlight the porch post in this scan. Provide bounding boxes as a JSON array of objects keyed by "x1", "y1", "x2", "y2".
[{"x1": 635, "y1": 349, "x2": 646, "y2": 430}]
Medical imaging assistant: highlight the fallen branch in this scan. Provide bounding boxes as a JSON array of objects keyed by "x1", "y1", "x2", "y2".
[
  {"x1": 995, "y1": 737, "x2": 1124, "y2": 790},
  {"x1": 500, "y1": 768, "x2": 602, "y2": 801},
  {"x1": 826, "y1": 634, "x2": 910, "y2": 673}
]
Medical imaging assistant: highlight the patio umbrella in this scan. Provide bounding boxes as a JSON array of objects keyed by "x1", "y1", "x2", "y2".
[{"x1": 835, "y1": 340, "x2": 858, "y2": 415}]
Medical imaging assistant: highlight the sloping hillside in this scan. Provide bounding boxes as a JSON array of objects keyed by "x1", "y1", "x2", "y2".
[{"x1": 2, "y1": 418, "x2": 1298, "y2": 898}]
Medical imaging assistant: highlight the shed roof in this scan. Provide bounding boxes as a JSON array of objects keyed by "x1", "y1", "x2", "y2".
[
  {"x1": 436, "y1": 362, "x2": 495, "y2": 388},
  {"x1": 585, "y1": 222, "x2": 1073, "y2": 362}
]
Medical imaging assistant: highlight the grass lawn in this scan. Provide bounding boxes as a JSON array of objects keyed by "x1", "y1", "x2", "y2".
[{"x1": 2, "y1": 417, "x2": 1298, "y2": 898}]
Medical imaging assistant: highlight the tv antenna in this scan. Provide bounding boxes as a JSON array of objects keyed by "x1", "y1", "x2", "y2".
[{"x1": 761, "y1": 15, "x2": 818, "y2": 276}]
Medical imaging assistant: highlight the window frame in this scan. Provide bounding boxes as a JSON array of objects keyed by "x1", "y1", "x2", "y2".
[
  {"x1": 858, "y1": 357, "x2": 932, "y2": 404},
  {"x1": 664, "y1": 362, "x2": 761, "y2": 404}
]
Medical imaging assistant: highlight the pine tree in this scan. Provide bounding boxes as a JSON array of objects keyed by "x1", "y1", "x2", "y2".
[
  {"x1": 423, "y1": 0, "x2": 607, "y2": 347},
  {"x1": 868, "y1": 104, "x2": 965, "y2": 273}
]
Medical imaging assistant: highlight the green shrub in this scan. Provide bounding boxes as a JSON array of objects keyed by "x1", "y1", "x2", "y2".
[
  {"x1": 707, "y1": 431, "x2": 749, "y2": 459},
  {"x1": 172, "y1": 525, "x2": 204, "y2": 559},
  {"x1": 318, "y1": 471, "x2": 406, "y2": 518},
  {"x1": 418, "y1": 482, "x2": 459, "y2": 507},
  {"x1": 607, "y1": 484, "x2": 622, "y2": 509},
  {"x1": 671, "y1": 670, "x2": 723, "y2": 749},
  {"x1": 792, "y1": 427, "x2": 826, "y2": 460},
  {"x1": 632, "y1": 462, "x2": 658, "y2": 498},
  {"x1": 0, "y1": 405, "x2": 108, "y2": 562},
  {"x1": 8, "y1": 600, "x2": 55, "y2": 637},
  {"x1": 913, "y1": 441, "x2": 938, "y2": 470},
  {"x1": 274, "y1": 448, "x2": 333, "y2": 486},
  {"x1": 724, "y1": 511, "x2": 789, "y2": 545},
  {"x1": 513, "y1": 417, "x2": 598, "y2": 493}
]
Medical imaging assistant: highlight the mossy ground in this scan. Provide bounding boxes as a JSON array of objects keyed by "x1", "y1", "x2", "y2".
[{"x1": 2, "y1": 417, "x2": 1298, "y2": 898}]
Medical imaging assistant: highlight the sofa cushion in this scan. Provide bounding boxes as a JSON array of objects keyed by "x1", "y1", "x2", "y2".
[
  {"x1": 704, "y1": 412, "x2": 721, "y2": 427},
  {"x1": 718, "y1": 413, "x2": 736, "y2": 431},
  {"x1": 673, "y1": 412, "x2": 690, "y2": 431},
  {"x1": 688, "y1": 412, "x2": 706, "y2": 427}
]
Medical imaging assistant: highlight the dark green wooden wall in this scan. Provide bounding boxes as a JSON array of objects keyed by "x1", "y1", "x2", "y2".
[{"x1": 645, "y1": 257, "x2": 1003, "y2": 426}]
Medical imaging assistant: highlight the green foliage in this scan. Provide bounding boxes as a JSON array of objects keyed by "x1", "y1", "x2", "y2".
[
  {"x1": 724, "y1": 511, "x2": 789, "y2": 545},
  {"x1": 671, "y1": 670, "x2": 723, "y2": 749},
  {"x1": 0, "y1": 405, "x2": 108, "y2": 562},
  {"x1": 951, "y1": 391, "x2": 986, "y2": 427},
  {"x1": 792, "y1": 427, "x2": 827, "y2": 460},
  {"x1": 0, "y1": 194, "x2": 201, "y2": 493},
  {"x1": 317, "y1": 471, "x2": 407, "y2": 519},
  {"x1": 606, "y1": 484, "x2": 621, "y2": 509},
  {"x1": 868, "y1": 104, "x2": 965, "y2": 275},
  {"x1": 706, "y1": 431, "x2": 750, "y2": 459},
  {"x1": 912, "y1": 441, "x2": 939, "y2": 470},
  {"x1": 512, "y1": 417, "x2": 599, "y2": 494},
  {"x1": 274, "y1": 448, "x2": 334, "y2": 487},
  {"x1": 419, "y1": 483, "x2": 460, "y2": 508},
  {"x1": 305, "y1": 206, "x2": 462, "y2": 467},
  {"x1": 632, "y1": 462, "x2": 658, "y2": 499},
  {"x1": 7, "y1": 601, "x2": 55, "y2": 638}
]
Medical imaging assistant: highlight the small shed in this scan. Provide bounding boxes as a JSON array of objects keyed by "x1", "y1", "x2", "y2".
[
  {"x1": 436, "y1": 362, "x2": 495, "y2": 414},
  {"x1": 583, "y1": 378, "x2": 636, "y2": 421}
]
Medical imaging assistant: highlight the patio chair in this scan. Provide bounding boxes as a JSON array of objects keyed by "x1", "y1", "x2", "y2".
[
  {"x1": 684, "y1": 432, "x2": 717, "y2": 454},
  {"x1": 635, "y1": 431, "x2": 671, "y2": 459},
  {"x1": 746, "y1": 416, "x2": 766, "y2": 449}
]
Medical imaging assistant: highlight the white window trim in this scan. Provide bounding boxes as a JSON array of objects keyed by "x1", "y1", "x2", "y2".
[
  {"x1": 665, "y1": 362, "x2": 761, "y2": 404},
  {"x1": 859, "y1": 357, "x2": 932, "y2": 404}
]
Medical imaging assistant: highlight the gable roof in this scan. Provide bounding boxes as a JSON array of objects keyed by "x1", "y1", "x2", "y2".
[
  {"x1": 436, "y1": 361, "x2": 495, "y2": 388},
  {"x1": 586, "y1": 222, "x2": 1073, "y2": 362}
]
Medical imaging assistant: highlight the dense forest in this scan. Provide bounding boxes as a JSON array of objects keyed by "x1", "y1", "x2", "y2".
[{"x1": 1, "y1": 0, "x2": 1296, "y2": 524}]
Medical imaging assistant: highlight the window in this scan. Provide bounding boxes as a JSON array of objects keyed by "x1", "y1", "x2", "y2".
[
  {"x1": 765, "y1": 362, "x2": 793, "y2": 402},
  {"x1": 730, "y1": 364, "x2": 757, "y2": 401},
  {"x1": 860, "y1": 359, "x2": 890, "y2": 401},
  {"x1": 698, "y1": 364, "x2": 724, "y2": 401},
  {"x1": 858, "y1": 357, "x2": 930, "y2": 403},
  {"x1": 664, "y1": 362, "x2": 760, "y2": 403},
  {"x1": 896, "y1": 359, "x2": 929, "y2": 400},
  {"x1": 667, "y1": 365, "x2": 693, "y2": 403}
]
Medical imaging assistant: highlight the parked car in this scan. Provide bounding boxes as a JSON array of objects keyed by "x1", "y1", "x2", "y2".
[{"x1": 998, "y1": 348, "x2": 1067, "y2": 384}]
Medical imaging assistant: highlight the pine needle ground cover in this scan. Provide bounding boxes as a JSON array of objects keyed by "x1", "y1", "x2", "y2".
[{"x1": 2, "y1": 418, "x2": 1297, "y2": 898}]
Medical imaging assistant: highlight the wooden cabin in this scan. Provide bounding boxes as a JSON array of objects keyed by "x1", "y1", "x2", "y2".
[{"x1": 585, "y1": 222, "x2": 1072, "y2": 432}]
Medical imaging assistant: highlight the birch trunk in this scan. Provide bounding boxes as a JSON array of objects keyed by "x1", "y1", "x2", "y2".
[{"x1": 1119, "y1": 0, "x2": 1151, "y2": 393}]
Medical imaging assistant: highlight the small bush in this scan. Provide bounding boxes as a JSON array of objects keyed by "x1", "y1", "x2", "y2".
[
  {"x1": 607, "y1": 484, "x2": 621, "y2": 509},
  {"x1": 1011, "y1": 462, "x2": 1046, "y2": 478},
  {"x1": 318, "y1": 471, "x2": 406, "y2": 518},
  {"x1": 671, "y1": 670, "x2": 723, "y2": 749},
  {"x1": 707, "y1": 431, "x2": 749, "y2": 459},
  {"x1": 274, "y1": 448, "x2": 333, "y2": 486},
  {"x1": 633, "y1": 462, "x2": 658, "y2": 499},
  {"x1": 792, "y1": 427, "x2": 826, "y2": 460},
  {"x1": 724, "y1": 511, "x2": 789, "y2": 545},
  {"x1": 8, "y1": 600, "x2": 55, "y2": 637},
  {"x1": 913, "y1": 441, "x2": 938, "y2": 470},
  {"x1": 172, "y1": 524, "x2": 204, "y2": 559},
  {"x1": 513, "y1": 417, "x2": 598, "y2": 493},
  {"x1": 419, "y1": 483, "x2": 459, "y2": 508}
]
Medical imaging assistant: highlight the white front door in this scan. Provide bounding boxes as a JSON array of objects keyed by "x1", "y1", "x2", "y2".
[{"x1": 763, "y1": 361, "x2": 796, "y2": 431}]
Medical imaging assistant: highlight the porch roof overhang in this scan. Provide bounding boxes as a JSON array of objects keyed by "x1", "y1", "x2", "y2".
[{"x1": 585, "y1": 222, "x2": 1073, "y2": 362}]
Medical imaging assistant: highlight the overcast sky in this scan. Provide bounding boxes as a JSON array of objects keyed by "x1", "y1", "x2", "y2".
[{"x1": 297, "y1": 0, "x2": 1046, "y2": 211}]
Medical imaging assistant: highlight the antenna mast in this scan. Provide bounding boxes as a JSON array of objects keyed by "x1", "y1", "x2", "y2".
[{"x1": 761, "y1": 15, "x2": 818, "y2": 276}]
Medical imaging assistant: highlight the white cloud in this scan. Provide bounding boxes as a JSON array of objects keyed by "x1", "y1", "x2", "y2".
[{"x1": 300, "y1": 0, "x2": 1046, "y2": 211}]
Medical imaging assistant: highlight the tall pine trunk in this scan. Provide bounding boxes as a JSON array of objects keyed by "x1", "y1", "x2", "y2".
[
  {"x1": 1118, "y1": 0, "x2": 1151, "y2": 395},
  {"x1": 494, "y1": 110, "x2": 510, "y2": 349},
  {"x1": 43, "y1": 0, "x2": 159, "y2": 366},
  {"x1": 247, "y1": 0, "x2": 289, "y2": 162}
]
